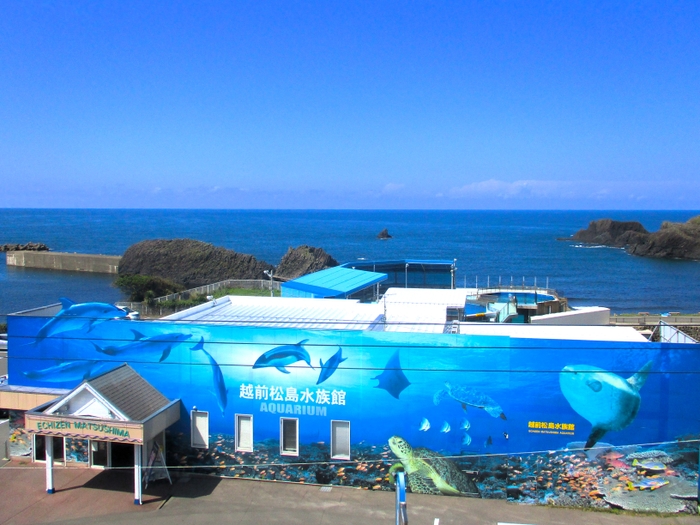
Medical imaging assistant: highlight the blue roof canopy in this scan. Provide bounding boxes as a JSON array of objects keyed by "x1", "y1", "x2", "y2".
[{"x1": 281, "y1": 267, "x2": 387, "y2": 299}]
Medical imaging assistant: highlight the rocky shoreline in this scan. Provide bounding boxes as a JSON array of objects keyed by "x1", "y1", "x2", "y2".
[
  {"x1": 562, "y1": 216, "x2": 700, "y2": 260},
  {"x1": 0, "y1": 242, "x2": 50, "y2": 252}
]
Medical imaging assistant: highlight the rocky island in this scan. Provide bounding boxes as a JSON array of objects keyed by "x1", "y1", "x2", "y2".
[
  {"x1": 377, "y1": 228, "x2": 392, "y2": 240},
  {"x1": 118, "y1": 239, "x2": 338, "y2": 289},
  {"x1": 564, "y1": 216, "x2": 700, "y2": 260}
]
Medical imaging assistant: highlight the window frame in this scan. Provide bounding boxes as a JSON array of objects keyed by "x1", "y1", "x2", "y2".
[
  {"x1": 235, "y1": 413, "x2": 254, "y2": 453},
  {"x1": 330, "y1": 420, "x2": 351, "y2": 460},
  {"x1": 190, "y1": 409, "x2": 209, "y2": 449},
  {"x1": 279, "y1": 417, "x2": 299, "y2": 457}
]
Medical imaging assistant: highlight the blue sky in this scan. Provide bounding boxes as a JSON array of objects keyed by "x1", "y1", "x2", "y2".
[{"x1": 1, "y1": 1, "x2": 698, "y2": 209}]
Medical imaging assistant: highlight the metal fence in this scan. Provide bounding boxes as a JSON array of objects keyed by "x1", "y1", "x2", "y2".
[
  {"x1": 153, "y1": 279, "x2": 280, "y2": 303},
  {"x1": 610, "y1": 315, "x2": 700, "y2": 327},
  {"x1": 116, "y1": 279, "x2": 281, "y2": 318}
]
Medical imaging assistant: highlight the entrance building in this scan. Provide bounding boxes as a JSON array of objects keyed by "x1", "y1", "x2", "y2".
[{"x1": 25, "y1": 364, "x2": 180, "y2": 504}]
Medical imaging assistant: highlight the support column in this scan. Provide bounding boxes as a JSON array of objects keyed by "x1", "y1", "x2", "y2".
[
  {"x1": 45, "y1": 436, "x2": 55, "y2": 494},
  {"x1": 134, "y1": 444, "x2": 142, "y2": 505}
]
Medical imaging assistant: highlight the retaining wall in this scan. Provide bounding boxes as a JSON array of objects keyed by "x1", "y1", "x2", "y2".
[{"x1": 6, "y1": 251, "x2": 121, "y2": 274}]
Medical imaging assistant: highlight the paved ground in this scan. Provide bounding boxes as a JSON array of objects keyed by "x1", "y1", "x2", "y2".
[{"x1": 0, "y1": 459, "x2": 698, "y2": 525}]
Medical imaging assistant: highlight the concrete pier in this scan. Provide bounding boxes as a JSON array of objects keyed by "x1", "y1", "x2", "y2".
[{"x1": 6, "y1": 251, "x2": 121, "y2": 274}]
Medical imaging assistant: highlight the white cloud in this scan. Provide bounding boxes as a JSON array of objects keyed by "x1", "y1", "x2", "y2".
[
  {"x1": 381, "y1": 183, "x2": 405, "y2": 194},
  {"x1": 448, "y1": 179, "x2": 564, "y2": 199}
]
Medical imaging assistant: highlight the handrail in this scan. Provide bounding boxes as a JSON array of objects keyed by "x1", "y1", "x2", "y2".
[{"x1": 395, "y1": 470, "x2": 408, "y2": 525}]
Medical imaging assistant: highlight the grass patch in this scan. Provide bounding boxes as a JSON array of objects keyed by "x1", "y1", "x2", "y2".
[{"x1": 155, "y1": 286, "x2": 279, "y2": 309}]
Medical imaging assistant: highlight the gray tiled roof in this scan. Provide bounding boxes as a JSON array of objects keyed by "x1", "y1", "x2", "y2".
[{"x1": 88, "y1": 364, "x2": 171, "y2": 421}]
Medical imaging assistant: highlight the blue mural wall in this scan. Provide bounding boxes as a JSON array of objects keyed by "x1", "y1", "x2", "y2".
[{"x1": 7, "y1": 302, "x2": 700, "y2": 512}]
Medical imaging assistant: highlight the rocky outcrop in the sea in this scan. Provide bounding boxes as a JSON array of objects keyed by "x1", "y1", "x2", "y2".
[
  {"x1": 564, "y1": 217, "x2": 700, "y2": 260},
  {"x1": 567, "y1": 219, "x2": 649, "y2": 247},
  {"x1": 377, "y1": 228, "x2": 392, "y2": 240},
  {"x1": 275, "y1": 245, "x2": 338, "y2": 280},
  {"x1": 0, "y1": 242, "x2": 50, "y2": 252},
  {"x1": 118, "y1": 239, "x2": 274, "y2": 288}
]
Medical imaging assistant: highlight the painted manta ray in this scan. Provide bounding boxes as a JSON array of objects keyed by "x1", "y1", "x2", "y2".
[
  {"x1": 253, "y1": 339, "x2": 314, "y2": 374},
  {"x1": 92, "y1": 330, "x2": 192, "y2": 362},
  {"x1": 372, "y1": 350, "x2": 411, "y2": 399},
  {"x1": 316, "y1": 347, "x2": 347, "y2": 385},
  {"x1": 559, "y1": 361, "x2": 653, "y2": 449},
  {"x1": 34, "y1": 298, "x2": 128, "y2": 343},
  {"x1": 191, "y1": 338, "x2": 228, "y2": 417}
]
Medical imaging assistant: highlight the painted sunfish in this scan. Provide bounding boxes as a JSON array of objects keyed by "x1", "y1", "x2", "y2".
[
  {"x1": 253, "y1": 339, "x2": 313, "y2": 374},
  {"x1": 559, "y1": 361, "x2": 652, "y2": 449}
]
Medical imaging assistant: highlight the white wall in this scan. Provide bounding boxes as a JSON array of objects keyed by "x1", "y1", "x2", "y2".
[{"x1": 530, "y1": 307, "x2": 610, "y2": 326}]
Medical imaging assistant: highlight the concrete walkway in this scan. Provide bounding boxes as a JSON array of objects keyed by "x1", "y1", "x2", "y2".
[{"x1": 0, "y1": 460, "x2": 697, "y2": 525}]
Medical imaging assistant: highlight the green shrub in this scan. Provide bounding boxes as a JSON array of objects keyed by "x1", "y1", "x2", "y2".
[{"x1": 114, "y1": 274, "x2": 184, "y2": 302}]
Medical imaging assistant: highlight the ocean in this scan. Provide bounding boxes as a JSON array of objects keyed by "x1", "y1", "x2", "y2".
[{"x1": 1, "y1": 209, "x2": 699, "y2": 322}]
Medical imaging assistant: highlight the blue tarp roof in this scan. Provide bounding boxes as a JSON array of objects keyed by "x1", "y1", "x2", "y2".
[{"x1": 282, "y1": 267, "x2": 387, "y2": 298}]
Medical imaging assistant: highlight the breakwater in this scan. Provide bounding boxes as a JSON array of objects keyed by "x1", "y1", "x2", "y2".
[{"x1": 6, "y1": 251, "x2": 121, "y2": 274}]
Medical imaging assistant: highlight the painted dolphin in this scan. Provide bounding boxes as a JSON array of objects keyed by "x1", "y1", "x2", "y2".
[
  {"x1": 253, "y1": 339, "x2": 313, "y2": 374},
  {"x1": 23, "y1": 360, "x2": 104, "y2": 382},
  {"x1": 92, "y1": 330, "x2": 192, "y2": 362},
  {"x1": 191, "y1": 338, "x2": 228, "y2": 416},
  {"x1": 559, "y1": 361, "x2": 653, "y2": 449},
  {"x1": 34, "y1": 298, "x2": 128, "y2": 343},
  {"x1": 316, "y1": 347, "x2": 347, "y2": 385}
]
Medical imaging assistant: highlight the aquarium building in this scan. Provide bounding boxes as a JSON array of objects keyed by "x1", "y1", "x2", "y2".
[{"x1": 2, "y1": 279, "x2": 699, "y2": 512}]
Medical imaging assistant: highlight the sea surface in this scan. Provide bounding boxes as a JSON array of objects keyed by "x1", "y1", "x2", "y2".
[{"x1": 1, "y1": 209, "x2": 699, "y2": 322}]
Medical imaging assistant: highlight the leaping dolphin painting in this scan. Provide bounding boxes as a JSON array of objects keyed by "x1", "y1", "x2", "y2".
[
  {"x1": 253, "y1": 339, "x2": 314, "y2": 374},
  {"x1": 559, "y1": 361, "x2": 653, "y2": 449},
  {"x1": 316, "y1": 347, "x2": 347, "y2": 385},
  {"x1": 92, "y1": 330, "x2": 192, "y2": 362},
  {"x1": 34, "y1": 298, "x2": 129, "y2": 343},
  {"x1": 23, "y1": 360, "x2": 106, "y2": 383},
  {"x1": 191, "y1": 338, "x2": 228, "y2": 417}
]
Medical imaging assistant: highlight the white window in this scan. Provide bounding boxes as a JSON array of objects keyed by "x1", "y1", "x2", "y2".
[
  {"x1": 191, "y1": 410, "x2": 209, "y2": 449},
  {"x1": 280, "y1": 418, "x2": 298, "y2": 456},
  {"x1": 330, "y1": 420, "x2": 350, "y2": 460},
  {"x1": 235, "y1": 414, "x2": 253, "y2": 452}
]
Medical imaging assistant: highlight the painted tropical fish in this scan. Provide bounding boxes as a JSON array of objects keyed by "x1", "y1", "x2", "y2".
[
  {"x1": 253, "y1": 339, "x2": 313, "y2": 374},
  {"x1": 316, "y1": 347, "x2": 347, "y2": 385},
  {"x1": 92, "y1": 330, "x2": 192, "y2": 362},
  {"x1": 192, "y1": 338, "x2": 228, "y2": 417},
  {"x1": 632, "y1": 459, "x2": 666, "y2": 473},
  {"x1": 419, "y1": 418, "x2": 430, "y2": 431},
  {"x1": 462, "y1": 433, "x2": 472, "y2": 446},
  {"x1": 34, "y1": 298, "x2": 128, "y2": 343},
  {"x1": 440, "y1": 421, "x2": 451, "y2": 433},
  {"x1": 460, "y1": 418, "x2": 470, "y2": 431},
  {"x1": 23, "y1": 360, "x2": 105, "y2": 382},
  {"x1": 372, "y1": 350, "x2": 411, "y2": 399},
  {"x1": 559, "y1": 361, "x2": 652, "y2": 449},
  {"x1": 433, "y1": 382, "x2": 507, "y2": 420}
]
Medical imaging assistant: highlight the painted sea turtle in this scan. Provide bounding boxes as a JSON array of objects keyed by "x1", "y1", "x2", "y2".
[
  {"x1": 433, "y1": 382, "x2": 507, "y2": 420},
  {"x1": 388, "y1": 435, "x2": 478, "y2": 496}
]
